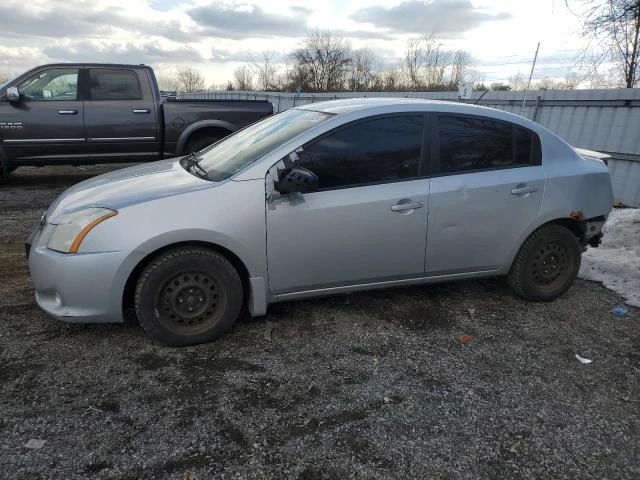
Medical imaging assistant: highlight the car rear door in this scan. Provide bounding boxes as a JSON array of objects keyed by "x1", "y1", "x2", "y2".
[
  {"x1": 425, "y1": 113, "x2": 545, "y2": 275},
  {"x1": 84, "y1": 67, "x2": 160, "y2": 162},
  {"x1": 0, "y1": 67, "x2": 86, "y2": 164},
  {"x1": 266, "y1": 114, "x2": 430, "y2": 295}
]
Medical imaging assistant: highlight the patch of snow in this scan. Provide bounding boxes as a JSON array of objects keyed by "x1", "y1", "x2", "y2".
[{"x1": 579, "y1": 208, "x2": 640, "y2": 307}]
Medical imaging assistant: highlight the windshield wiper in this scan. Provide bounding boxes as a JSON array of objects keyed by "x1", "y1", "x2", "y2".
[{"x1": 180, "y1": 153, "x2": 209, "y2": 180}]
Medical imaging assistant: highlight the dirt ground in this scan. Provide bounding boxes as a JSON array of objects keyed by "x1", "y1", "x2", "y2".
[{"x1": 1, "y1": 165, "x2": 639, "y2": 480}]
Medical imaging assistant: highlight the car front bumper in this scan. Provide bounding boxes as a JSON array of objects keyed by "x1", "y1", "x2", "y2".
[{"x1": 27, "y1": 226, "x2": 142, "y2": 324}]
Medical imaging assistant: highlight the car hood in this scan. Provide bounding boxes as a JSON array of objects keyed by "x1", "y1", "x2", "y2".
[{"x1": 46, "y1": 159, "x2": 213, "y2": 223}]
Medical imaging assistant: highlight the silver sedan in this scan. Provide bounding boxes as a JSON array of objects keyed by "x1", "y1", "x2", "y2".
[{"x1": 27, "y1": 98, "x2": 613, "y2": 346}]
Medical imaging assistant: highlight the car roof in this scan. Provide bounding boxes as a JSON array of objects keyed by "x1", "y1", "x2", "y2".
[
  {"x1": 295, "y1": 97, "x2": 444, "y2": 115},
  {"x1": 23, "y1": 63, "x2": 154, "y2": 72},
  {"x1": 295, "y1": 97, "x2": 543, "y2": 131}
]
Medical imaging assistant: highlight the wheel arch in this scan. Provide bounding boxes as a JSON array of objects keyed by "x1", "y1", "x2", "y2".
[
  {"x1": 175, "y1": 120, "x2": 237, "y2": 155},
  {"x1": 504, "y1": 216, "x2": 588, "y2": 274},
  {"x1": 122, "y1": 240, "x2": 255, "y2": 324}
]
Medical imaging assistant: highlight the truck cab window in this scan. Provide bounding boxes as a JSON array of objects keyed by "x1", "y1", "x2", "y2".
[
  {"x1": 89, "y1": 69, "x2": 142, "y2": 101},
  {"x1": 17, "y1": 68, "x2": 79, "y2": 101}
]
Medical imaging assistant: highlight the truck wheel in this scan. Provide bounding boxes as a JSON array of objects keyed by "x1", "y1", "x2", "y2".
[
  {"x1": 134, "y1": 247, "x2": 243, "y2": 346},
  {"x1": 186, "y1": 135, "x2": 221, "y2": 154},
  {"x1": 0, "y1": 162, "x2": 14, "y2": 181},
  {"x1": 507, "y1": 224, "x2": 582, "y2": 301}
]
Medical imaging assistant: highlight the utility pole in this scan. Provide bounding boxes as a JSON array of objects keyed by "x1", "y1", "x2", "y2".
[{"x1": 521, "y1": 42, "x2": 540, "y2": 116}]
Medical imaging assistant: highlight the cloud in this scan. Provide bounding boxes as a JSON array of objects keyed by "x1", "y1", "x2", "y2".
[
  {"x1": 0, "y1": 1, "x2": 197, "y2": 43},
  {"x1": 0, "y1": 3, "x2": 115, "y2": 38},
  {"x1": 43, "y1": 40, "x2": 207, "y2": 65},
  {"x1": 187, "y1": 3, "x2": 309, "y2": 39},
  {"x1": 350, "y1": 0, "x2": 510, "y2": 37}
]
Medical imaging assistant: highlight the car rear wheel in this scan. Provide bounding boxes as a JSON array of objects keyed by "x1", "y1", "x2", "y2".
[
  {"x1": 134, "y1": 247, "x2": 243, "y2": 346},
  {"x1": 507, "y1": 224, "x2": 582, "y2": 301}
]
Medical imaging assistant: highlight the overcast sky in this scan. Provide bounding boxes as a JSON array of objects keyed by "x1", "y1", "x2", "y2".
[{"x1": 0, "y1": 0, "x2": 587, "y2": 87}]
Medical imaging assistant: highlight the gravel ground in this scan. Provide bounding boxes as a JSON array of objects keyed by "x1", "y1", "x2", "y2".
[{"x1": 1, "y1": 165, "x2": 639, "y2": 479}]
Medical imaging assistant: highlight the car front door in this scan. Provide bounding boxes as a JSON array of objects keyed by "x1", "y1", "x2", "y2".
[
  {"x1": 0, "y1": 67, "x2": 86, "y2": 164},
  {"x1": 84, "y1": 68, "x2": 159, "y2": 162},
  {"x1": 425, "y1": 113, "x2": 546, "y2": 275},
  {"x1": 266, "y1": 114, "x2": 429, "y2": 296}
]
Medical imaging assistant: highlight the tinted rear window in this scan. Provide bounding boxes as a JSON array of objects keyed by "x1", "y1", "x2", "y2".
[
  {"x1": 437, "y1": 115, "x2": 540, "y2": 174},
  {"x1": 89, "y1": 69, "x2": 142, "y2": 101}
]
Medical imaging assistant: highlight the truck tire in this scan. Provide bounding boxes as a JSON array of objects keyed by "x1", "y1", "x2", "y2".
[
  {"x1": 0, "y1": 162, "x2": 15, "y2": 181},
  {"x1": 134, "y1": 247, "x2": 243, "y2": 346},
  {"x1": 507, "y1": 224, "x2": 582, "y2": 302},
  {"x1": 186, "y1": 135, "x2": 222, "y2": 154}
]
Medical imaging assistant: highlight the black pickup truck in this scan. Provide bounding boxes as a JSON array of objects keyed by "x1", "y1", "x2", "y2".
[{"x1": 0, "y1": 63, "x2": 273, "y2": 178}]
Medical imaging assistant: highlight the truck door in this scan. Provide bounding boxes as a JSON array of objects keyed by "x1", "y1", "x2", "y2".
[
  {"x1": 84, "y1": 67, "x2": 160, "y2": 162},
  {"x1": 0, "y1": 67, "x2": 86, "y2": 164}
]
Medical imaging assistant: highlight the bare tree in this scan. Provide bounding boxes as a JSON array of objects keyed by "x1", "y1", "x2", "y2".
[
  {"x1": 176, "y1": 66, "x2": 205, "y2": 92},
  {"x1": 420, "y1": 35, "x2": 450, "y2": 89},
  {"x1": 290, "y1": 30, "x2": 353, "y2": 92},
  {"x1": 403, "y1": 35, "x2": 472, "y2": 90},
  {"x1": 468, "y1": 69, "x2": 487, "y2": 90},
  {"x1": 563, "y1": 71, "x2": 583, "y2": 88},
  {"x1": 533, "y1": 74, "x2": 582, "y2": 90},
  {"x1": 534, "y1": 77, "x2": 559, "y2": 90},
  {"x1": 252, "y1": 51, "x2": 279, "y2": 91},
  {"x1": 350, "y1": 48, "x2": 382, "y2": 91},
  {"x1": 404, "y1": 36, "x2": 424, "y2": 89},
  {"x1": 382, "y1": 65, "x2": 404, "y2": 91},
  {"x1": 233, "y1": 65, "x2": 253, "y2": 91},
  {"x1": 490, "y1": 82, "x2": 511, "y2": 91},
  {"x1": 156, "y1": 74, "x2": 179, "y2": 91},
  {"x1": 449, "y1": 50, "x2": 472, "y2": 87},
  {"x1": 569, "y1": 0, "x2": 640, "y2": 87},
  {"x1": 507, "y1": 71, "x2": 527, "y2": 90}
]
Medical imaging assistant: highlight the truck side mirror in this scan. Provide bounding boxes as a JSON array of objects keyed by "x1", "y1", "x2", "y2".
[
  {"x1": 274, "y1": 166, "x2": 319, "y2": 194},
  {"x1": 6, "y1": 87, "x2": 20, "y2": 103}
]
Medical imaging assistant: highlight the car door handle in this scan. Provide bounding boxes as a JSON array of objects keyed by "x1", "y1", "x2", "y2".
[
  {"x1": 132, "y1": 109, "x2": 150, "y2": 113},
  {"x1": 391, "y1": 201, "x2": 424, "y2": 211},
  {"x1": 58, "y1": 109, "x2": 78, "y2": 115},
  {"x1": 511, "y1": 185, "x2": 539, "y2": 195}
]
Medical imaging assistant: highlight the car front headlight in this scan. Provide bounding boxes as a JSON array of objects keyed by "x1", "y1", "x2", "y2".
[{"x1": 47, "y1": 208, "x2": 118, "y2": 253}]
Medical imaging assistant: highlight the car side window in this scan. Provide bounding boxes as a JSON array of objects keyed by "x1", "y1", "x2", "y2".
[
  {"x1": 17, "y1": 68, "x2": 79, "y2": 101},
  {"x1": 89, "y1": 69, "x2": 142, "y2": 101},
  {"x1": 437, "y1": 114, "x2": 541, "y2": 174},
  {"x1": 297, "y1": 115, "x2": 424, "y2": 190}
]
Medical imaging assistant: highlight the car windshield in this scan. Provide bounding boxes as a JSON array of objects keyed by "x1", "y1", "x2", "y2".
[{"x1": 195, "y1": 109, "x2": 333, "y2": 181}]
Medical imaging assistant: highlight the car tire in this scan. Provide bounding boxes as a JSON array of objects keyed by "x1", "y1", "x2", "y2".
[
  {"x1": 507, "y1": 224, "x2": 582, "y2": 302},
  {"x1": 186, "y1": 135, "x2": 221, "y2": 154},
  {"x1": 134, "y1": 247, "x2": 243, "y2": 346}
]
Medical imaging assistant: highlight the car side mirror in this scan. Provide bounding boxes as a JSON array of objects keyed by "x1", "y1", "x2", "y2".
[
  {"x1": 6, "y1": 86, "x2": 20, "y2": 103},
  {"x1": 274, "y1": 166, "x2": 319, "y2": 194}
]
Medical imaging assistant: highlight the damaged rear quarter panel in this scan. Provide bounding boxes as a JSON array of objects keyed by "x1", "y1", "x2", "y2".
[{"x1": 540, "y1": 135, "x2": 613, "y2": 223}]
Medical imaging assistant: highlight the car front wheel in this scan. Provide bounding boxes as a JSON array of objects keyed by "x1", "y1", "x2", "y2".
[
  {"x1": 507, "y1": 224, "x2": 582, "y2": 301},
  {"x1": 134, "y1": 247, "x2": 243, "y2": 346}
]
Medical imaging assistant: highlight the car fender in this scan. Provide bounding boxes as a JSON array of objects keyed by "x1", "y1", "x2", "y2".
[
  {"x1": 118, "y1": 228, "x2": 268, "y2": 317},
  {"x1": 175, "y1": 120, "x2": 238, "y2": 155}
]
